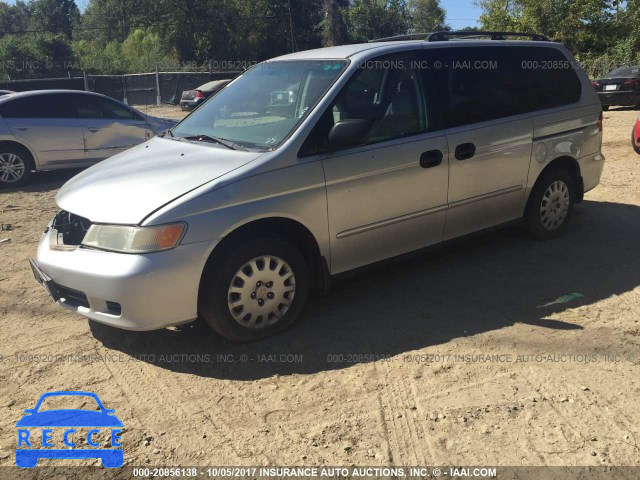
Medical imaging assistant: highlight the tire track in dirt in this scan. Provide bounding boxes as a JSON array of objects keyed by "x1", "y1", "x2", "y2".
[
  {"x1": 93, "y1": 344, "x2": 242, "y2": 463},
  {"x1": 377, "y1": 367, "x2": 430, "y2": 465}
]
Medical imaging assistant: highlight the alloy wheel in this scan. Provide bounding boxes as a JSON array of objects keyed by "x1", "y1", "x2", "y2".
[{"x1": 0, "y1": 152, "x2": 26, "y2": 183}]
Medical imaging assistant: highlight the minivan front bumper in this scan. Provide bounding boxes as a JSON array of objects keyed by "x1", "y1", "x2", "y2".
[{"x1": 34, "y1": 229, "x2": 212, "y2": 331}]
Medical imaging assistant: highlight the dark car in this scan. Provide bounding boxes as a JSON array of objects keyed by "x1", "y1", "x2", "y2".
[
  {"x1": 592, "y1": 66, "x2": 640, "y2": 110},
  {"x1": 180, "y1": 79, "x2": 230, "y2": 110}
]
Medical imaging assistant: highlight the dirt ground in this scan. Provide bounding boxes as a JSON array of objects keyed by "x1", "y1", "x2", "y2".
[{"x1": 1, "y1": 107, "x2": 639, "y2": 471}]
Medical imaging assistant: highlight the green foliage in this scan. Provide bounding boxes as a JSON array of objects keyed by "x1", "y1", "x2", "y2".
[
  {"x1": 321, "y1": 0, "x2": 349, "y2": 46},
  {"x1": 1, "y1": 0, "x2": 640, "y2": 79},
  {"x1": 409, "y1": 0, "x2": 447, "y2": 33},
  {"x1": 477, "y1": 0, "x2": 640, "y2": 77},
  {"x1": 0, "y1": 32, "x2": 75, "y2": 79},
  {"x1": 30, "y1": 0, "x2": 80, "y2": 39},
  {"x1": 344, "y1": 0, "x2": 411, "y2": 42}
]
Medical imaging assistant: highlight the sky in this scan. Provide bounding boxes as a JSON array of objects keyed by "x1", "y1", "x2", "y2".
[{"x1": 441, "y1": 0, "x2": 482, "y2": 29}]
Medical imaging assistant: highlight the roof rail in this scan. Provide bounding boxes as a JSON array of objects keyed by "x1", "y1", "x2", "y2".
[
  {"x1": 370, "y1": 31, "x2": 549, "y2": 43},
  {"x1": 369, "y1": 33, "x2": 433, "y2": 43},
  {"x1": 427, "y1": 31, "x2": 549, "y2": 41}
]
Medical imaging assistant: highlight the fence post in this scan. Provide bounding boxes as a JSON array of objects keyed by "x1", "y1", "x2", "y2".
[
  {"x1": 83, "y1": 71, "x2": 88, "y2": 91},
  {"x1": 155, "y1": 65, "x2": 161, "y2": 106},
  {"x1": 123, "y1": 75, "x2": 128, "y2": 105}
]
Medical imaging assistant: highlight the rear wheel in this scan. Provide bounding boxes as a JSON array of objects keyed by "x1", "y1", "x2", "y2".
[
  {"x1": 199, "y1": 235, "x2": 309, "y2": 342},
  {"x1": 0, "y1": 145, "x2": 33, "y2": 187},
  {"x1": 524, "y1": 169, "x2": 575, "y2": 240}
]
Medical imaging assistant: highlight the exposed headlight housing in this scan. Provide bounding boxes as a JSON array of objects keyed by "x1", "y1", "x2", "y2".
[{"x1": 81, "y1": 223, "x2": 186, "y2": 253}]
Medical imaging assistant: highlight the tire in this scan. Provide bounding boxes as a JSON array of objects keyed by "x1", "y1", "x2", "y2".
[
  {"x1": 0, "y1": 144, "x2": 33, "y2": 187},
  {"x1": 601, "y1": 105, "x2": 609, "y2": 111},
  {"x1": 523, "y1": 168, "x2": 575, "y2": 240},
  {"x1": 632, "y1": 126, "x2": 640, "y2": 154},
  {"x1": 199, "y1": 235, "x2": 309, "y2": 342}
]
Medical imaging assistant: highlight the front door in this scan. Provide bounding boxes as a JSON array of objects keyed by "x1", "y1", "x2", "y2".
[
  {"x1": 315, "y1": 53, "x2": 449, "y2": 274},
  {"x1": 71, "y1": 94, "x2": 149, "y2": 161}
]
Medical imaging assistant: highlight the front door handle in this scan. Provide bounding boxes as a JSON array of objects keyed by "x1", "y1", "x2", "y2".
[
  {"x1": 419, "y1": 149, "x2": 443, "y2": 168},
  {"x1": 455, "y1": 142, "x2": 476, "y2": 160},
  {"x1": 87, "y1": 127, "x2": 99, "y2": 133},
  {"x1": 15, "y1": 126, "x2": 29, "y2": 131}
]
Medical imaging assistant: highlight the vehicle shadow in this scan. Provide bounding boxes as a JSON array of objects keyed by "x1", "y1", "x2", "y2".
[
  {"x1": 1, "y1": 168, "x2": 82, "y2": 194},
  {"x1": 90, "y1": 200, "x2": 640, "y2": 380}
]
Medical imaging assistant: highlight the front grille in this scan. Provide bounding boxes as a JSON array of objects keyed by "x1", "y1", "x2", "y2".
[
  {"x1": 52, "y1": 210, "x2": 92, "y2": 246},
  {"x1": 56, "y1": 284, "x2": 90, "y2": 309}
]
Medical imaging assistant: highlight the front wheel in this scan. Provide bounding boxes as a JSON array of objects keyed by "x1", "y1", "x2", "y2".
[
  {"x1": 199, "y1": 235, "x2": 309, "y2": 342},
  {"x1": 523, "y1": 169, "x2": 575, "y2": 240}
]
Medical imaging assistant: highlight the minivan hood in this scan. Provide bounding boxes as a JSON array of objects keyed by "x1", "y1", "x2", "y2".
[{"x1": 56, "y1": 137, "x2": 263, "y2": 224}]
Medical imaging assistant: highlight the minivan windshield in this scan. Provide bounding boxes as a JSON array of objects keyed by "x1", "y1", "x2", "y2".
[{"x1": 172, "y1": 60, "x2": 348, "y2": 150}]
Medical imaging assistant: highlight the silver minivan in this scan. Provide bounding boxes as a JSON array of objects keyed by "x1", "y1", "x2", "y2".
[{"x1": 31, "y1": 32, "x2": 604, "y2": 341}]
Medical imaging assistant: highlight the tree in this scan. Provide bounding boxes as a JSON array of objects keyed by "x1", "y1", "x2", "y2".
[
  {"x1": 0, "y1": 33, "x2": 75, "y2": 79},
  {"x1": 409, "y1": 0, "x2": 447, "y2": 33},
  {"x1": 344, "y1": 0, "x2": 410, "y2": 42},
  {"x1": 30, "y1": 0, "x2": 80, "y2": 39},
  {"x1": 0, "y1": 1, "x2": 32, "y2": 35},
  {"x1": 321, "y1": 0, "x2": 348, "y2": 46}
]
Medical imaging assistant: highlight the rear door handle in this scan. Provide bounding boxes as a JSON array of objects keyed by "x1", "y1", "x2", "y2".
[
  {"x1": 87, "y1": 127, "x2": 99, "y2": 133},
  {"x1": 15, "y1": 126, "x2": 29, "y2": 131},
  {"x1": 454, "y1": 142, "x2": 476, "y2": 160},
  {"x1": 419, "y1": 149, "x2": 443, "y2": 168}
]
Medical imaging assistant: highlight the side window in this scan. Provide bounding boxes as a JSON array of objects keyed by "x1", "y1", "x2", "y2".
[
  {"x1": 430, "y1": 46, "x2": 583, "y2": 129},
  {"x1": 431, "y1": 46, "x2": 515, "y2": 128},
  {"x1": 509, "y1": 46, "x2": 582, "y2": 112},
  {"x1": 39, "y1": 94, "x2": 78, "y2": 118},
  {"x1": 74, "y1": 95, "x2": 141, "y2": 120},
  {"x1": 0, "y1": 94, "x2": 77, "y2": 118},
  {"x1": 300, "y1": 54, "x2": 427, "y2": 155},
  {"x1": 0, "y1": 96, "x2": 47, "y2": 118}
]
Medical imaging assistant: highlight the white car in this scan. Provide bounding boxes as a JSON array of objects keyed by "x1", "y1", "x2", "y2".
[{"x1": 0, "y1": 90, "x2": 176, "y2": 186}]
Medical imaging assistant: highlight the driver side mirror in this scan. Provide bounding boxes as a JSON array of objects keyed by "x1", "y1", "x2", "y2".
[{"x1": 326, "y1": 119, "x2": 370, "y2": 152}]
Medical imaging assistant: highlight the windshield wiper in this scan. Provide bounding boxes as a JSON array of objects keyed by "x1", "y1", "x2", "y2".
[{"x1": 182, "y1": 134, "x2": 246, "y2": 151}]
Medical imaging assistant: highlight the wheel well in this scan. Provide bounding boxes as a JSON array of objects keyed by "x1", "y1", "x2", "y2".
[
  {"x1": 200, "y1": 217, "x2": 328, "y2": 298},
  {"x1": 0, "y1": 140, "x2": 35, "y2": 166},
  {"x1": 536, "y1": 156, "x2": 584, "y2": 202}
]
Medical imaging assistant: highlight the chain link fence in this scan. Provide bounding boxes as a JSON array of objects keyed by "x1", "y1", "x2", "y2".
[{"x1": 0, "y1": 70, "x2": 240, "y2": 105}]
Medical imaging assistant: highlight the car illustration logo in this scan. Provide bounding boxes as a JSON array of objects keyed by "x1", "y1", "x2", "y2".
[{"x1": 15, "y1": 391, "x2": 123, "y2": 468}]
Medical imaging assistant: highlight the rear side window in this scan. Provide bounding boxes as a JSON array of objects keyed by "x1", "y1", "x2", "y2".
[
  {"x1": 73, "y1": 95, "x2": 142, "y2": 120},
  {"x1": 513, "y1": 46, "x2": 582, "y2": 112},
  {"x1": 0, "y1": 94, "x2": 77, "y2": 119},
  {"x1": 426, "y1": 46, "x2": 582, "y2": 128}
]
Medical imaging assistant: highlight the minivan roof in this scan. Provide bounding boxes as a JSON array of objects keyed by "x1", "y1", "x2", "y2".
[{"x1": 271, "y1": 39, "x2": 559, "y2": 63}]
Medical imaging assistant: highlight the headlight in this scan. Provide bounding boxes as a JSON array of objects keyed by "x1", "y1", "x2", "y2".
[{"x1": 81, "y1": 223, "x2": 186, "y2": 253}]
